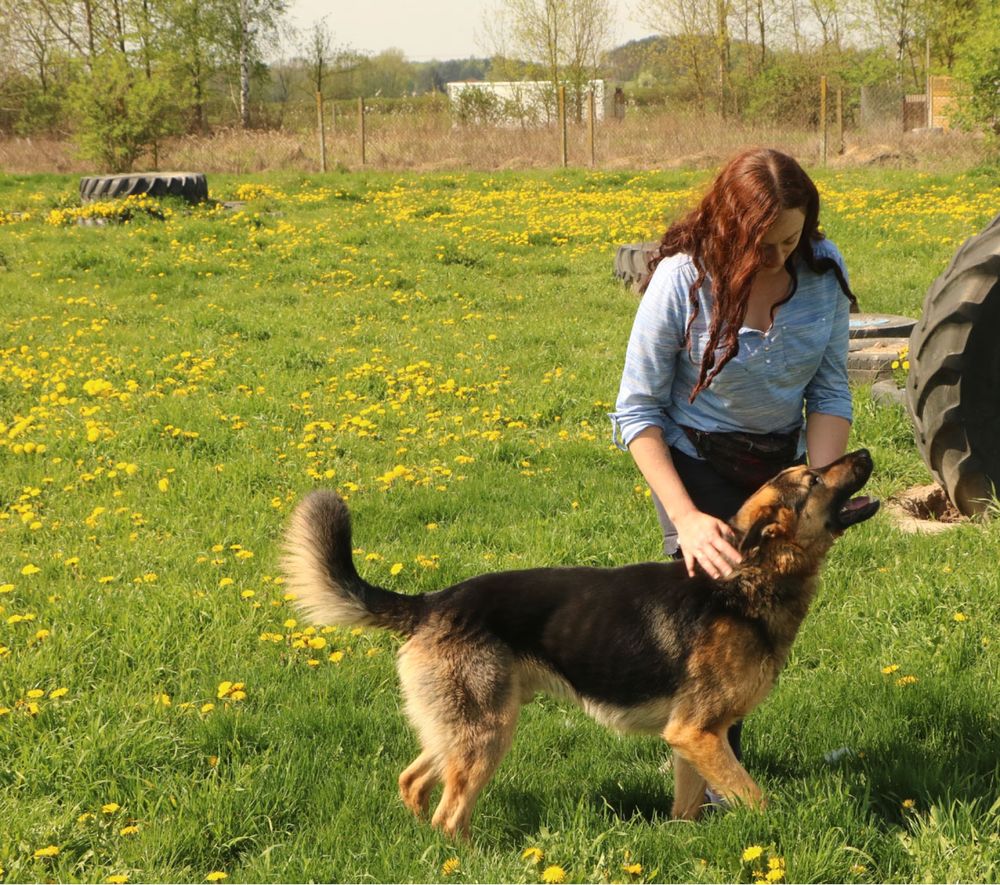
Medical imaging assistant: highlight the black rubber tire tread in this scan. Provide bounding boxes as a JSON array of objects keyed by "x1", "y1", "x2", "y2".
[
  {"x1": 79, "y1": 172, "x2": 208, "y2": 204},
  {"x1": 613, "y1": 241, "x2": 658, "y2": 286},
  {"x1": 906, "y1": 210, "x2": 1000, "y2": 516}
]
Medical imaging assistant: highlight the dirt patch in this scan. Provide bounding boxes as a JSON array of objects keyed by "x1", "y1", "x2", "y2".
[{"x1": 886, "y1": 483, "x2": 967, "y2": 533}]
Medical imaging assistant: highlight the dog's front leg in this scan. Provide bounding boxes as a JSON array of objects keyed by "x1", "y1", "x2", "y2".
[{"x1": 663, "y1": 721, "x2": 765, "y2": 814}]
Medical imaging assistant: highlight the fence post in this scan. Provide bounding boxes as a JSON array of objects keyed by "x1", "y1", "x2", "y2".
[
  {"x1": 819, "y1": 75, "x2": 828, "y2": 165},
  {"x1": 558, "y1": 85, "x2": 568, "y2": 167},
  {"x1": 588, "y1": 89, "x2": 596, "y2": 167},
  {"x1": 316, "y1": 91, "x2": 327, "y2": 173},
  {"x1": 357, "y1": 96, "x2": 367, "y2": 166},
  {"x1": 836, "y1": 86, "x2": 844, "y2": 155}
]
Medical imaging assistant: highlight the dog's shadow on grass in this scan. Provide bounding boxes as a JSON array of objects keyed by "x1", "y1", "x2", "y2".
[
  {"x1": 754, "y1": 700, "x2": 1000, "y2": 828},
  {"x1": 591, "y1": 778, "x2": 674, "y2": 824}
]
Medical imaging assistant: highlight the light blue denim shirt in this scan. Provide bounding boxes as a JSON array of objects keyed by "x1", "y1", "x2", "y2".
[{"x1": 611, "y1": 238, "x2": 853, "y2": 459}]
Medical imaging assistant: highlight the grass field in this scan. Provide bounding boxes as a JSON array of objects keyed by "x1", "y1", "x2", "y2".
[{"x1": 1, "y1": 166, "x2": 998, "y2": 884}]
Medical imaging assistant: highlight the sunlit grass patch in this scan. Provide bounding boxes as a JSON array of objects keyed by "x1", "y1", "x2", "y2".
[{"x1": 0, "y1": 168, "x2": 998, "y2": 883}]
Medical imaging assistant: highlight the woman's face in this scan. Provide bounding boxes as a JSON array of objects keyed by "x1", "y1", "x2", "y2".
[{"x1": 758, "y1": 208, "x2": 806, "y2": 274}]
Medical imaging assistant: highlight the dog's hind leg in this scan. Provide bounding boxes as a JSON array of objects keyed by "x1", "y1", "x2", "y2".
[
  {"x1": 664, "y1": 720, "x2": 764, "y2": 813},
  {"x1": 399, "y1": 751, "x2": 439, "y2": 818},
  {"x1": 670, "y1": 753, "x2": 708, "y2": 820},
  {"x1": 430, "y1": 701, "x2": 519, "y2": 839},
  {"x1": 398, "y1": 635, "x2": 520, "y2": 837}
]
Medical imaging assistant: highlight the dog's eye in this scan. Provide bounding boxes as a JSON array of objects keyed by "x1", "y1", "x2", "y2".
[{"x1": 807, "y1": 473, "x2": 821, "y2": 487}]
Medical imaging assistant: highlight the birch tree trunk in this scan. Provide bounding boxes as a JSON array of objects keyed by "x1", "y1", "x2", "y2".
[{"x1": 239, "y1": 0, "x2": 251, "y2": 128}]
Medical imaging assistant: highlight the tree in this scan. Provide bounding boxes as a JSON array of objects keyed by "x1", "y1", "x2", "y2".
[
  {"x1": 483, "y1": 0, "x2": 614, "y2": 122},
  {"x1": 69, "y1": 49, "x2": 190, "y2": 170},
  {"x1": 952, "y1": 0, "x2": 1000, "y2": 135},
  {"x1": 162, "y1": 0, "x2": 225, "y2": 132},
  {"x1": 921, "y1": 0, "x2": 979, "y2": 71},
  {"x1": 639, "y1": 0, "x2": 717, "y2": 109},
  {"x1": 217, "y1": 0, "x2": 286, "y2": 127}
]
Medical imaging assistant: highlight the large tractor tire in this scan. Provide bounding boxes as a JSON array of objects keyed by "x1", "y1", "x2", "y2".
[
  {"x1": 613, "y1": 240, "x2": 658, "y2": 290},
  {"x1": 906, "y1": 212, "x2": 1000, "y2": 516},
  {"x1": 79, "y1": 171, "x2": 208, "y2": 204}
]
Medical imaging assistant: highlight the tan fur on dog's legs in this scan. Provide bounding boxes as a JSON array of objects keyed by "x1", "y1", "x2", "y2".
[
  {"x1": 670, "y1": 753, "x2": 708, "y2": 820},
  {"x1": 664, "y1": 721, "x2": 765, "y2": 811},
  {"x1": 430, "y1": 706, "x2": 519, "y2": 838},
  {"x1": 399, "y1": 751, "x2": 439, "y2": 818}
]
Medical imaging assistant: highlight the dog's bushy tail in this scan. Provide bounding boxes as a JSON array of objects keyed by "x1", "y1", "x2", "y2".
[{"x1": 282, "y1": 491, "x2": 425, "y2": 635}]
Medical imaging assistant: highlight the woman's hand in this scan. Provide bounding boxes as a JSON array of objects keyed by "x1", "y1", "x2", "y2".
[{"x1": 673, "y1": 509, "x2": 742, "y2": 579}]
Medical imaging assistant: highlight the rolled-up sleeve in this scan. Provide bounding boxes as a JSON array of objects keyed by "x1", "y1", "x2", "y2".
[
  {"x1": 804, "y1": 274, "x2": 852, "y2": 422},
  {"x1": 610, "y1": 265, "x2": 687, "y2": 450}
]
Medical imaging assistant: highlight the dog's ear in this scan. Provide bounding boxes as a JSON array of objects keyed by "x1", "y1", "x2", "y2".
[{"x1": 737, "y1": 512, "x2": 785, "y2": 557}]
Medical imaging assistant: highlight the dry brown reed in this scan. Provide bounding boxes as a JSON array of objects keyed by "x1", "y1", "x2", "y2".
[{"x1": 0, "y1": 108, "x2": 990, "y2": 177}]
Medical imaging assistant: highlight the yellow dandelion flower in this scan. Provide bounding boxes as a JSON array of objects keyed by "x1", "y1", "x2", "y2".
[
  {"x1": 329, "y1": 651, "x2": 345, "y2": 663},
  {"x1": 33, "y1": 845, "x2": 60, "y2": 858},
  {"x1": 21, "y1": 564, "x2": 40, "y2": 576},
  {"x1": 218, "y1": 577, "x2": 234, "y2": 588},
  {"x1": 205, "y1": 873, "x2": 228, "y2": 882},
  {"x1": 953, "y1": 612, "x2": 967, "y2": 622},
  {"x1": 106, "y1": 875, "x2": 129, "y2": 884},
  {"x1": 742, "y1": 846, "x2": 764, "y2": 863},
  {"x1": 390, "y1": 562, "x2": 404, "y2": 576},
  {"x1": 119, "y1": 825, "x2": 139, "y2": 836},
  {"x1": 902, "y1": 798, "x2": 916, "y2": 809},
  {"x1": 158, "y1": 477, "x2": 169, "y2": 493},
  {"x1": 49, "y1": 687, "x2": 69, "y2": 699},
  {"x1": 881, "y1": 664, "x2": 899, "y2": 675},
  {"x1": 541, "y1": 865, "x2": 566, "y2": 883},
  {"x1": 78, "y1": 812, "x2": 96, "y2": 824},
  {"x1": 26, "y1": 689, "x2": 45, "y2": 699},
  {"x1": 441, "y1": 857, "x2": 460, "y2": 875},
  {"x1": 102, "y1": 802, "x2": 121, "y2": 814},
  {"x1": 623, "y1": 861, "x2": 643, "y2": 875},
  {"x1": 522, "y1": 847, "x2": 544, "y2": 864},
  {"x1": 765, "y1": 868, "x2": 784, "y2": 883}
]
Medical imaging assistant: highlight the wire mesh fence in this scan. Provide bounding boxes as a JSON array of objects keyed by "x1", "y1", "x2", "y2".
[{"x1": 0, "y1": 89, "x2": 990, "y2": 176}]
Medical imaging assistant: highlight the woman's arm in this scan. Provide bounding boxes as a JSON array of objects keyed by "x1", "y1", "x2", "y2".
[
  {"x1": 805, "y1": 412, "x2": 851, "y2": 467},
  {"x1": 629, "y1": 427, "x2": 742, "y2": 579}
]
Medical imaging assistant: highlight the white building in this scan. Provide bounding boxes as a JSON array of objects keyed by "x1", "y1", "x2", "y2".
[{"x1": 445, "y1": 79, "x2": 608, "y2": 126}]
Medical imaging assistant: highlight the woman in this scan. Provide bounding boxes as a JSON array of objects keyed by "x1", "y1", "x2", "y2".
[{"x1": 611, "y1": 148, "x2": 857, "y2": 776}]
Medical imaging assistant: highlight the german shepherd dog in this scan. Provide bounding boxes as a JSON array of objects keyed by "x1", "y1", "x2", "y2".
[{"x1": 282, "y1": 449, "x2": 878, "y2": 837}]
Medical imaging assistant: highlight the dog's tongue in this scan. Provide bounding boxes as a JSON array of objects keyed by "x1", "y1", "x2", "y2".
[
  {"x1": 838, "y1": 495, "x2": 880, "y2": 527},
  {"x1": 841, "y1": 496, "x2": 872, "y2": 514}
]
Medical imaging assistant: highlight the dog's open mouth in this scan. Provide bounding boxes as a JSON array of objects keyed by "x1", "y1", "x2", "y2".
[{"x1": 837, "y1": 495, "x2": 880, "y2": 528}]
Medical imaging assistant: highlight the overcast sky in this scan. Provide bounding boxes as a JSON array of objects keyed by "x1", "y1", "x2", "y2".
[{"x1": 285, "y1": 0, "x2": 655, "y2": 62}]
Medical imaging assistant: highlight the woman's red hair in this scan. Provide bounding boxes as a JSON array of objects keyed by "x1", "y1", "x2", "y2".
[{"x1": 642, "y1": 148, "x2": 856, "y2": 400}]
